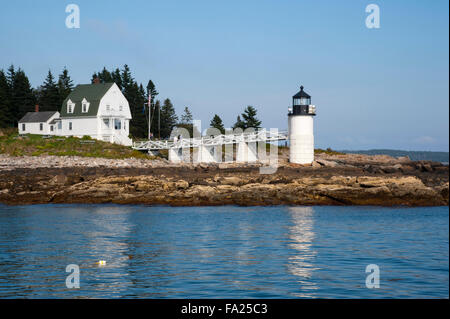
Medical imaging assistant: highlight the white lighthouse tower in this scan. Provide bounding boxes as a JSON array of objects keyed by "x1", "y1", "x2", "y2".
[{"x1": 288, "y1": 85, "x2": 316, "y2": 164}]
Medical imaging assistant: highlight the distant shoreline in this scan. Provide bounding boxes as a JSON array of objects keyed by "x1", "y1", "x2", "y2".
[{"x1": 340, "y1": 149, "x2": 449, "y2": 163}]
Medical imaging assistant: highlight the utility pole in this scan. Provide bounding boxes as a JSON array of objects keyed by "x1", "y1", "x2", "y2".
[
  {"x1": 158, "y1": 103, "x2": 160, "y2": 139},
  {"x1": 148, "y1": 94, "x2": 152, "y2": 140}
]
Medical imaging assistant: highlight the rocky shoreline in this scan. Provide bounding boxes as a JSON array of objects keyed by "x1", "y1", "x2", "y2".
[{"x1": 0, "y1": 153, "x2": 448, "y2": 206}]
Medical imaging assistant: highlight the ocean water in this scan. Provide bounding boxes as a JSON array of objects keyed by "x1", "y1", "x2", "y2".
[{"x1": 0, "y1": 204, "x2": 447, "y2": 299}]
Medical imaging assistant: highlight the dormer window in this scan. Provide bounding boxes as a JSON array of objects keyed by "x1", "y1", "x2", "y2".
[
  {"x1": 81, "y1": 98, "x2": 90, "y2": 113},
  {"x1": 67, "y1": 99, "x2": 74, "y2": 113}
]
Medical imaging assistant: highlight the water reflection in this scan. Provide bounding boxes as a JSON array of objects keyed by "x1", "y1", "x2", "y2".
[
  {"x1": 83, "y1": 206, "x2": 134, "y2": 295},
  {"x1": 287, "y1": 207, "x2": 319, "y2": 297}
]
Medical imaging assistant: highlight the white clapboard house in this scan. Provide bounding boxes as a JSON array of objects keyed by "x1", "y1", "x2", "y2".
[{"x1": 18, "y1": 82, "x2": 133, "y2": 146}]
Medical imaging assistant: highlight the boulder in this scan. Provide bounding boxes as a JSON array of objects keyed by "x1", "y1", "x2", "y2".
[{"x1": 316, "y1": 159, "x2": 339, "y2": 167}]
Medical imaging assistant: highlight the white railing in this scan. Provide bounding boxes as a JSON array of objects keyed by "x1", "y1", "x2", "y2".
[{"x1": 132, "y1": 130, "x2": 288, "y2": 150}]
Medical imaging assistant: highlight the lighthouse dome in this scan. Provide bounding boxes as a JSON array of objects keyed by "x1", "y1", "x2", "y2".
[
  {"x1": 293, "y1": 85, "x2": 311, "y2": 106},
  {"x1": 290, "y1": 85, "x2": 315, "y2": 116}
]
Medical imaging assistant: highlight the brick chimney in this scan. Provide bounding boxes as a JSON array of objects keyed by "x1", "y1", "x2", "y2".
[
  {"x1": 35, "y1": 104, "x2": 39, "y2": 112},
  {"x1": 93, "y1": 77, "x2": 100, "y2": 84}
]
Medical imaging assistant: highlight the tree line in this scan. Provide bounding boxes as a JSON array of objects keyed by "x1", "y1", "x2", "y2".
[{"x1": 0, "y1": 64, "x2": 262, "y2": 139}]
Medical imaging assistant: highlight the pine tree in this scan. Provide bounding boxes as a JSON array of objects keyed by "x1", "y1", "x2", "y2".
[
  {"x1": 111, "y1": 68, "x2": 122, "y2": 90},
  {"x1": 13, "y1": 69, "x2": 36, "y2": 122},
  {"x1": 232, "y1": 115, "x2": 245, "y2": 130},
  {"x1": 38, "y1": 70, "x2": 60, "y2": 112},
  {"x1": 210, "y1": 114, "x2": 225, "y2": 134},
  {"x1": 0, "y1": 70, "x2": 11, "y2": 127},
  {"x1": 146, "y1": 80, "x2": 159, "y2": 136},
  {"x1": 91, "y1": 67, "x2": 113, "y2": 84},
  {"x1": 241, "y1": 106, "x2": 261, "y2": 129},
  {"x1": 57, "y1": 67, "x2": 74, "y2": 106},
  {"x1": 136, "y1": 83, "x2": 148, "y2": 138},
  {"x1": 91, "y1": 72, "x2": 99, "y2": 83},
  {"x1": 121, "y1": 64, "x2": 133, "y2": 92},
  {"x1": 127, "y1": 81, "x2": 146, "y2": 138},
  {"x1": 153, "y1": 99, "x2": 161, "y2": 138},
  {"x1": 180, "y1": 106, "x2": 193, "y2": 124},
  {"x1": 6, "y1": 65, "x2": 35, "y2": 125},
  {"x1": 160, "y1": 98, "x2": 178, "y2": 138},
  {"x1": 99, "y1": 67, "x2": 113, "y2": 83}
]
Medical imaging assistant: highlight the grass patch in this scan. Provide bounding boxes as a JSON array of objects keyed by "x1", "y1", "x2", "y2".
[
  {"x1": 0, "y1": 128, "x2": 154, "y2": 159},
  {"x1": 314, "y1": 147, "x2": 345, "y2": 155}
]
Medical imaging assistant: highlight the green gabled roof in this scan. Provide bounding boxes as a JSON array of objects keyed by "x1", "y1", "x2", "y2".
[{"x1": 60, "y1": 83, "x2": 114, "y2": 117}]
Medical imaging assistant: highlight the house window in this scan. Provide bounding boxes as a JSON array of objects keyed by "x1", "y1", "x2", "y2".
[
  {"x1": 114, "y1": 119, "x2": 121, "y2": 130},
  {"x1": 69, "y1": 122, "x2": 72, "y2": 130},
  {"x1": 50, "y1": 125, "x2": 54, "y2": 132},
  {"x1": 22, "y1": 123, "x2": 25, "y2": 131},
  {"x1": 67, "y1": 99, "x2": 74, "y2": 113},
  {"x1": 82, "y1": 98, "x2": 89, "y2": 113},
  {"x1": 40, "y1": 123, "x2": 43, "y2": 131},
  {"x1": 106, "y1": 105, "x2": 110, "y2": 111},
  {"x1": 119, "y1": 105, "x2": 123, "y2": 111},
  {"x1": 103, "y1": 119, "x2": 110, "y2": 128},
  {"x1": 58, "y1": 122, "x2": 62, "y2": 130},
  {"x1": 124, "y1": 121, "x2": 126, "y2": 130}
]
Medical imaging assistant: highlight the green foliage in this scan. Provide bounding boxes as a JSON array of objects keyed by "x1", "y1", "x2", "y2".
[
  {"x1": 0, "y1": 65, "x2": 36, "y2": 128},
  {"x1": 314, "y1": 148, "x2": 345, "y2": 155},
  {"x1": 233, "y1": 106, "x2": 261, "y2": 130},
  {"x1": 0, "y1": 70, "x2": 10, "y2": 128},
  {"x1": 241, "y1": 106, "x2": 261, "y2": 129},
  {"x1": 209, "y1": 114, "x2": 225, "y2": 134},
  {"x1": 160, "y1": 98, "x2": 178, "y2": 138},
  {"x1": 37, "y1": 70, "x2": 60, "y2": 112},
  {"x1": 180, "y1": 106, "x2": 193, "y2": 124},
  {"x1": 57, "y1": 67, "x2": 74, "y2": 107},
  {"x1": 232, "y1": 115, "x2": 245, "y2": 130}
]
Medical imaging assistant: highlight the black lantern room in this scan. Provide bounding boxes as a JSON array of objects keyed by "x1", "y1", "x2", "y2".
[{"x1": 289, "y1": 85, "x2": 316, "y2": 116}]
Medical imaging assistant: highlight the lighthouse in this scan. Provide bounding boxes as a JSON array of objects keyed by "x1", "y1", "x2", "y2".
[{"x1": 288, "y1": 85, "x2": 316, "y2": 164}]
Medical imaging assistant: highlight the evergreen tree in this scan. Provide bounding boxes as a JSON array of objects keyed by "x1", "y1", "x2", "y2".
[
  {"x1": 241, "y1": 106, "x2": 261, "y2": 129},
  {"x1": 160, "y1": 98, "x2": 178, "y2": 138},
  {"x1": 146, "y1": 80, "x2": 159, "y2": 136},
  {"x1": 13, "y1": 69, "x2": 36, "y2": 122},
  {"x1": 99, "y1": 67, "x2": 113, "y2": 83},
  {"x1": 38, "y1": 70, "x2": 60, "y2": 112},
  {"x1": 57, "y1": 67, "x2": 74, "y2": 106},
  {"x1": 153, "y1": 99, "x2": 161, "y2": 138},
  {"x1": 0, "y1": 70, "x2": 11, "y2": 127},
  {"x1": 91, "y1": 67, "x2": 113, "y2": 84},
  {"x1": 111, "y1": 68, "x2": 122, "y2": 90},
  {"x1": 91, "y1": 72, "x2": 99, "y2": 83},
  {"x1": 121, "y1": 64, "x2": 133, "y2": 91},
  {"x1": 146, "y1": 80, "x2": 158, "y2": 101},
  {"x1": 127, "y1": 81, "x2": 146, "y2": 138},
  {"x1": 180, "y1": 106, "x2": 193, "y2": 124},
  {"x1": 6, "y1": 65, "x2": 35, "y2": 125},
  {"x1": 210, "y1": 114, "x2": 225, "y2": 134},
  {"x1": 232, "y1": 115, "x2": 245, "y2": 130}
]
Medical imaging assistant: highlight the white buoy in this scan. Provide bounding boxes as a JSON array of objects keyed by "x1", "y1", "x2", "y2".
[
  {"x1": 98, "y1": 260, "x2": 106, "y2": 266},
  {"x1": 288, "y1": 85, "x2": 316, "y2": 164}
]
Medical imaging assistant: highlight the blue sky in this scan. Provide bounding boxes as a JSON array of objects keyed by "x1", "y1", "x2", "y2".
[{"x1": 1, "y1": 0, "x2": 448, "y2": 151}]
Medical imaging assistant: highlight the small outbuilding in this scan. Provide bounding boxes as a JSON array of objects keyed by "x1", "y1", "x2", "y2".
[{"x1": 18, "y1": 110, "x2": 60, "y2": 135}]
